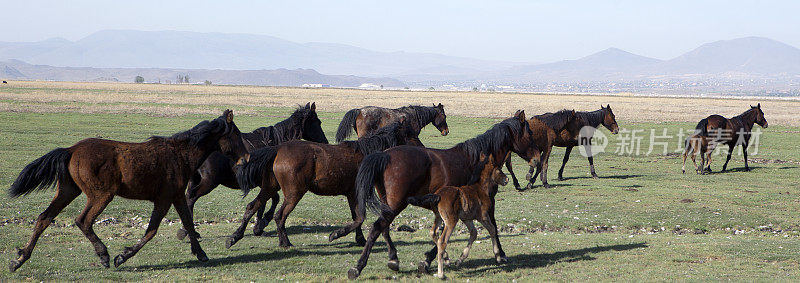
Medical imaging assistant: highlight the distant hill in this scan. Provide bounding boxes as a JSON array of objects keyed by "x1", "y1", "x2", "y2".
[
  {"x1": 656, "y1": 36, "x2": 800, "y2": 75},
  {"x1": 0, "y1": 60, "x2": 405, "y2": 88},
  {"x1": 504, "y1": 48, "x2": 663, "y2": 81},
  {"x1": 0, "y1": 30, "x2": 511, "y2": 77}
]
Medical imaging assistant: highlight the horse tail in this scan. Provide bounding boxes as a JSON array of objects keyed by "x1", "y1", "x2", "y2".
[
  {"x1": 695, "y1": 118, "x2": 709, "y2": 136},
  {"x1": 336, "y1": 108, "x2": 361, "y2": 143},
  {"x1": 407, "y1": 194, "x2": 440, "y2": 207},
  {"x1": 355, "y1": 152, "x2": 392, "y2": 217},
  {"x1": 9, "y1": 148, "x2": 72, "y2": 198},
  {"x1": 235, "y1": 147, "x2": 277, "y2": 199}
]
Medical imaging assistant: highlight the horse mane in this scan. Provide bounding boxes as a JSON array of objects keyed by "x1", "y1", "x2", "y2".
[
  {"x1": 342, "y1": 121, "x2": 413, "y2": 156},
  {"x1": 400, "y1": 105, "x2": 438, "y2": 131},
  {"x1": 454, "y1": 117, "x2": 521, "y2": 167},
  {"x1": 734, "y1": 107, "x2": 758, "y2": 124},
  {"x1": 249, "y1": 105, "x2": 313, "y2": 145},
  {"x1": 535, "y1": 109, "x2": 575, "y2": 130},
  {"x1": 576, "y1": 109, "x2": 605, "y2": 128},
  {"x1": 154, "y1": 114, "x2": 229, "y2": 146}
]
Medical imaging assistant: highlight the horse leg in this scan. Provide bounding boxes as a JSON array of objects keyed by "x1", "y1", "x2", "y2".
[
  {"x1": 179, "y1": 172, "x2": 217, "y2": 240},
  {"x1": 721, "y1": 145, "x2": 734, "y2": 172},
  {"x1": 114, "y1": 199, "x2": 171, "y2": 267},
  {"x1": 586, "y1": 145, "x2": 598, "y2": 178},
  {"x1": 539, "y1": 148, "x2": 552, "y2": 189},
  {"x1": 558, "y1": 146, "x2": 573, "y2": 181},
  {"x1": 383, "y1": 228, "x2": 400, "y2": 271},
  {"x1": 74, "y1": 193, "x2": 114, "y2": 268},
  {"x1": 349, "y1": 194, "x2": 367, "y2": 246},
  {"x1": 227, "y1": 187, "x2": 271, "y2": 248},
  {"x1": 435, "y1": 216, "x2": 457, "y2": 279},
  {"x1": 349, "y1": 209, "x2": 396, "y2": 279},
  {"x1": 275, "y1": 190, "x2": 305, "y2": 248},
  {"x1": 10, "y1": 183, "x2": 80, "y2": 272},
  {"x1": 255, "y1": 192, "x2": 279, "y2": 236},
  {"x1": 453, "y1": 220, "x2": 478, "y2": 267},
  {"x1": 743, "y1": 141, "x2": 750, "y2": 171},
  {"x1": 173, "y1": 195, "x2": 208, "y2": 262},
  {"x1": 479, "y1": 218, "x2": 507, "y2": 264},
  {"x1": 505, "y1": 156, "x2": 522, "y2": 190},
  {"x1": 526, "y1": 159, "x2": 542, "y2": 190},
  {"x1": 418, "y1": 214, "x2": 442, "y2": 274},
  {"x1": 682, "y1": 147, "x2": 689, "y2": 174}
]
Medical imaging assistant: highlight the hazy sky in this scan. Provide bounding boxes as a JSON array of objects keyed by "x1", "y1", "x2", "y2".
[{"x1": 1, "y1": 0, "x2": 798, "y2": 63}]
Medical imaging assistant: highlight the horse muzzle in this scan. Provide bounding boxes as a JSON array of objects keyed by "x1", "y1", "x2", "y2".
[{"x1": 440, "y1": 128, "x2": 449, "y2": 136}]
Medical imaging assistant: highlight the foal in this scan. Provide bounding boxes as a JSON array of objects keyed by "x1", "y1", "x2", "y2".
[
  {"x1": 408, "y1": 155, "x2": 509, "y2": 279},
  {"x1": 682, "y1": 133, "x2": 717, "y2": 174}
]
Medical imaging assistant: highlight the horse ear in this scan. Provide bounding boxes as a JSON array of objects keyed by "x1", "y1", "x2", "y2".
[
  {"x1": 515, "y1": 110, "x2": 526, "y2": 121},
  {"x1": 310, "y1": 102, "x2": 316, "y2": 111},
  {"x1": 438, "y1": 103, "x2": 443, "y2": 108},
  {"x1": 607, "y1": 104, "x2": 611, "y2": 110},
  {"x1": 757, "y1": 103, "x2": 761, "y2": 108},
  {"x1": 224, "y1": 109, "x2": 234, "y2": 123}
]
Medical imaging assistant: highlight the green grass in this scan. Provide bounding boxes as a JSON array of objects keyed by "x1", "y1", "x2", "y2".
[{"x1": 1, "y1": 109, "x2": 799, "y2": 281}]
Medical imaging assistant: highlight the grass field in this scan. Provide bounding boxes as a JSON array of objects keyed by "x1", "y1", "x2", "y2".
[{"x1": 1, "y1": 81, "x2": 799, "y2": 281}]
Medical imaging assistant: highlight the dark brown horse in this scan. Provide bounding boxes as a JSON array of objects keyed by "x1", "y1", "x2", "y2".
[
  {"x1": 506, "y1": 110, "x2": 584, "y2": 189},
  {"x1": 693, "y1": 104, "x2": 768, "y2": 172},
  {"x1": 335, "y1": 104, "x2": 449, "y2": 142},
  {"x1": 407, "y1": 152, "x2": 509, "y2": 279},
  {"x1": 230, "y1": 119, "x2": 422, "y2": 249},
  {"x1": 551, "y1": 105, "x2": 619, "y2": 180},
  {"x1": 8, "y1": 110, "x2": 247, "y2": 271},
  {"x1": 177, "y1": 103, "x2": 328, "y2": 240},
  {"x1": 343, "y1": 111, "x2": 540, "y2": 279}
]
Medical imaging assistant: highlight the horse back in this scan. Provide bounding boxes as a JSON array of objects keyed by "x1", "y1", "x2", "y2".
[{"x1": 274, "y1": 140, "x2": 362, "y2": 195}]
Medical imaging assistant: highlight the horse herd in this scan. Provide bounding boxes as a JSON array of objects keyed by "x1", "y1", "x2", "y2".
[{"x1": 7, "y1": 102, "x2": 767, "y2": 279}]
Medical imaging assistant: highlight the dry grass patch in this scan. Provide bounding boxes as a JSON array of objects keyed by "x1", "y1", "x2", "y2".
[{"x1": 2, "y1": 80, "x2": 800, "y2": 126}]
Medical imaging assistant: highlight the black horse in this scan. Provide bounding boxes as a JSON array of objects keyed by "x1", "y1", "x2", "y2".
[
  {"x1": 555, "y1": 105, "x2": 619, "y2": 180},
  {"x1": 177, "y1": 103, "x2": 328, "y2": 240}
]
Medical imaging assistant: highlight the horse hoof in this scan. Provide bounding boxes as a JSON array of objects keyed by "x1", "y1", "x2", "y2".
[
  {"x1": 525, "y1": 172, "x2": 532, "y2": 180},
  {"x1": 197, "y1": 251, "x2": 209, "y2": 262},
  {"x1": 543, "y1": 184, "x2": 551, "y2": 189},
  {"x1": 525, "y1": 183, "x2": 534, "y2": 190},
  {"x1": 9, "y1": 260, "x2": 21, "y2": 272},
  {"x1": 435, "y1": 273, "x2": 447, "y2": 280},
  {"x1": 591, "y1": 175, "x2": 599, "y2": 179},
  {"x1": 100, "y1": 256, "x2": 110, "y2": 268},
  {"x1": 356, "y1": 237, "x2": 366, "y2": 247},
  {"x1": 177, "y1": 229, "x2": 188, "y2": 240},
  {"x1": 279, "y1": 242, "x2": 293, "y2": 249},
  {"x1": 417, "y1": 261, "x2": 429, "y2": 274},
  {"x1": 496, "y1": 256, "x2": 508, "y2": 264},
  {"x1": 558, "y1": 177, "x2": 565, "y2": 181},
  {"x1": 347, "y1": 267, "x2": 361, "y2": 280},
  {"x1": 113, "y1": 254, "x2": 126, "y2": 268},
  {"x1": 452, "y1": 259, "x2": 463, "y2": 267},
  {"x1": 226, "y1": 237, "x2": 239, "y2": 249},
  {"x1": 387, "y1": 260, "x2": 400, "y2": 271},
  {"x1": 253, "y1": 229, "x2": 264, "y2": 236}
]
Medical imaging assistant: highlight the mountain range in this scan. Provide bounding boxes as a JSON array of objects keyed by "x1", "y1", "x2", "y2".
[{"x1": 1, "y1": 30, "x2": 800, "y2": 86}]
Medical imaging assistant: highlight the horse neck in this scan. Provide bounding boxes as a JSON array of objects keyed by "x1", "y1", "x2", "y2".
[
  {"x1": 167, "y1": 139, "x2": 219, "y2": 174},
  {"x1": 271, "y1": 118, "x2": 302, "y2": 144},
  {"x1": 580, "y1": 109, "x2": 605, "y2": 128},
  {"x1": 735, "y1": 109, "x2": 757, "y2": 127},
  {"x1": 402, "y1": 106, "x2": 435, "y2": 131}
]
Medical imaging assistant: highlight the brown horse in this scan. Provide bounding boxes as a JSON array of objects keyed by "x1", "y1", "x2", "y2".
[
  {"x1": 682, "y1": 133, "x2": 717, "y2": 174},
  {"x1": 230, "y1": 119, "x2": 422, "y2": 249},
  {"x1": 335, "y1": 104, "x2": 449, "y2": 142},
  {"x1": 506, "y1": 109, "x2": 584, "y2": 190},
  {"x1": 343, "y1": 111, "x2": 540, "y2": 279},
  {"x1": 407, "y1": 153, "x2": 509, "y2": 279},
  {"x1": 7, "y1": 110, "x2": 247, "y2": 272},
  {"x1": 554, "y1": 105, "x2": 619, "y2": 180},
  {"x1": 177, "y1": 103, "x2": 328, "y2": 240},
  {"x1": 693, "y1": 104, "x2": 768, "y2": 172}
]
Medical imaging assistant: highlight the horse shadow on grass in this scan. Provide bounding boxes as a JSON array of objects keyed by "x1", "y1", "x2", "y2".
[
  {"x1": 457, "y1": 242, "x2": 648, "y2": 275},
  {"x1": 559, "y1": 174, "x2": 643, "y2": 181}
]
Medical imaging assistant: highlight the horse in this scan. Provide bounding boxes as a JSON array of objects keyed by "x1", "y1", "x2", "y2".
[
  {"x1": 682, "y1": 133, "x2": 717, "y2": 174},
  {"x1": 230, "y1": 119, "x2": 422, "y2": 249},
  {"x1": 335, "y1": 103, "x2": 449, "y2": 142},
  {"x1": 550, "y1": 104, "x2": 620, "y2": 180},
  {"x1": 693, "y1": 104, "x2": 768, "y2": 172},
  {"x1": 7, "y1": 110, "x2": 247, "y2": 272},
  {"x1": 505, "y1": 109, "x2": 584, "y2": 190},
  {"x1": 176, "y1": 103, "x2": 328, "y2": 240},
  {"x1": 408, "y1": 153, "x2": 509, "y2": 279},
  {"x1": 343, "y1": 110, "x2": 540, "y2": 279}
]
